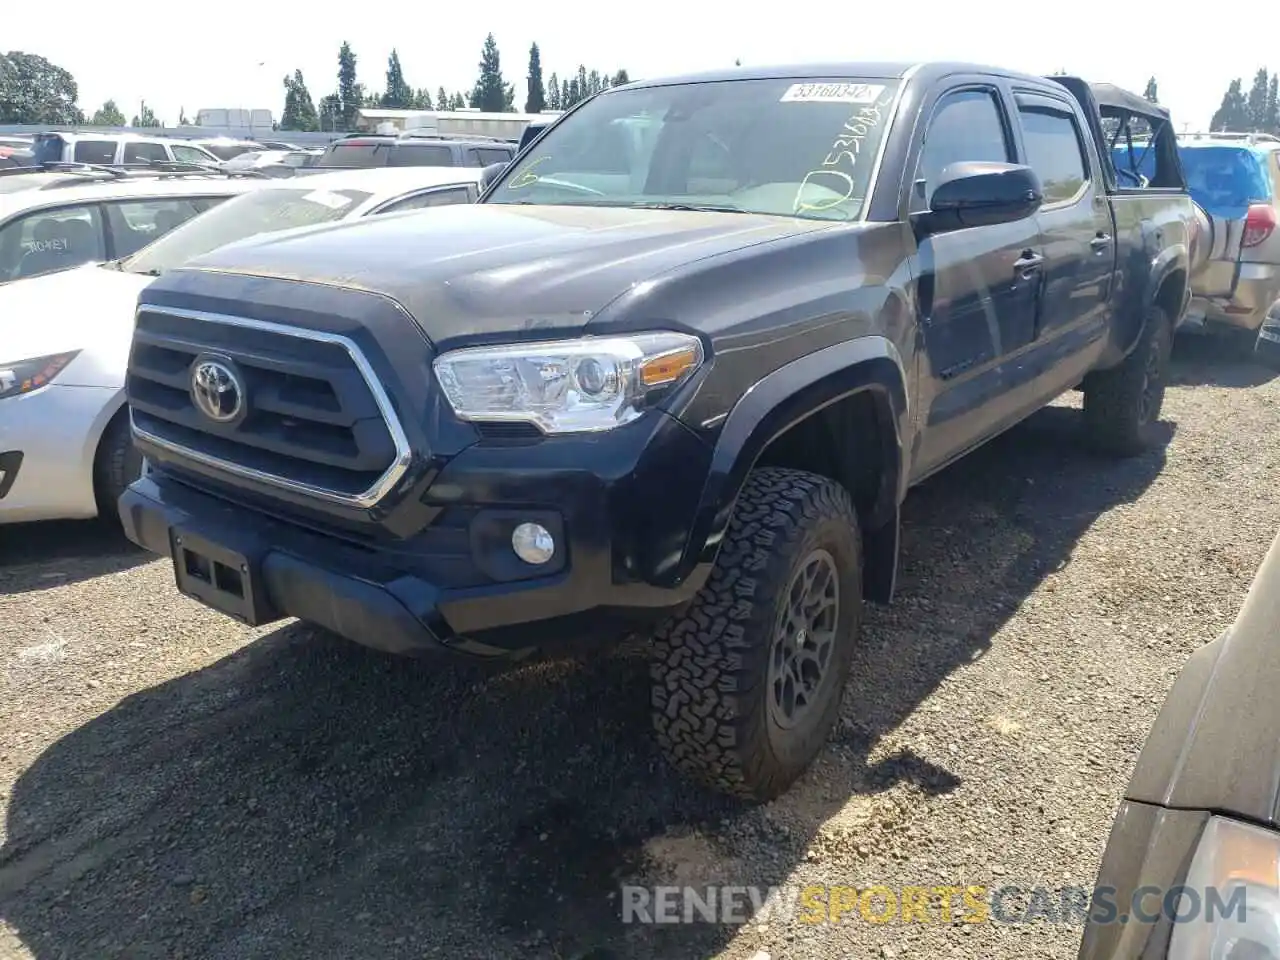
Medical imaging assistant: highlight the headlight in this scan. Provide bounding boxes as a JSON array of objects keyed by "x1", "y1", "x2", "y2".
[
  {"x1": 1167, "y1": 815, "x2": 1280, "y2": 959},
  {"x1": 432, "y1": 333, "x2": 704, "y2": 434},
  {"x1": 0, "y1": 351, "x2": 80, "y2": 400}
]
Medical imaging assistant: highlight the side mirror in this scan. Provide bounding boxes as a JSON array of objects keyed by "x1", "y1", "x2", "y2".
[
  {"x1": 479, "y1": 161, "x2": 509, "y2": 192},
  {"x1": 914, "y1": 161, "x2": 1043, "y2": 235}
]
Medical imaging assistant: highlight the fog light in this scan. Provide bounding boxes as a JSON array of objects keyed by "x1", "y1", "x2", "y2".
[{"x1": 511, "y1": 522, "x2": 555, "y2": 564}]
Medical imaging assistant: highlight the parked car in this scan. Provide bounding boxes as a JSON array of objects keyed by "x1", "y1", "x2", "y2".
[
  {"x1": 309, "y1": 132, "x2": 516, "y2": 171},
  {"x1": 1077, "y1": 525, "x2": 1280, "y2": 960},
  {"x1": 29, "y1": 132, "x2": 222, "y2": 168},
  {"x1": 219, "y1": 149, "x2": 319, "y2": 177},
  {"x1": 0, "y1": 165, "x2": 482, "y2": 526},
  {"x1": 119, "y1": 62, "x2": 1192, "y2": 801},
  {"x1": 0, "y1": 137, "x2": 32, "y2": 169},
  {"x1": 187, "y1": 137, "x2": 268, "y2": 161},
  {"x1": 0, "y1": 170, "x2": 262, "y2": 283},
  {"x1": 1117, "y1": 131, "x2": 1280, "y2": 356}
]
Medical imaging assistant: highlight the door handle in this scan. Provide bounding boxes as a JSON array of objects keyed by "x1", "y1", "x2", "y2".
[
  {"x1": 1013, "y1": 252, "x2": 1044, "y2": 276},
  {"x1": 1090, "y1": 233, "x2": 1113, "y2": 250}
]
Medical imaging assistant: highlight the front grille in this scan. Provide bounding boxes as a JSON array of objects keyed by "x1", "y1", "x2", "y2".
[{"x1": 127, "y1": 308, "x2": 409, "y2": 506}]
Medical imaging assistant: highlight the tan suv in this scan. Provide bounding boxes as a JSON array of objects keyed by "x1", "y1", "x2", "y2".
[{"x1": 1177, "y1": 132, "x2": 1280, "y2": 356}]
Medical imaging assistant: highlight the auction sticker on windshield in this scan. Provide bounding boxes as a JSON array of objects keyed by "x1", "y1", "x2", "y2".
[
  {"x1": 301, "y1": 190, "x2": 354, "y2": 210},
  {"x1": 780, "y1": 83, "x2": 886, "y2": 104}
]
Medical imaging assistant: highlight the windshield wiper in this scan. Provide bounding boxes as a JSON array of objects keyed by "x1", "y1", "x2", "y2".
[{"x1": 631, "y1": 202, "x2": 744, "y2": 213}]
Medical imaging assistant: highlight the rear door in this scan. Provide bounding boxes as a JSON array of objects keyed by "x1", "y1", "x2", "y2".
[
  {"x1": 1180, "y1": 143, "x2": 1272, "y2": 298},
  {"x1": 1012, "y1": 90, "x2": 1115, "y2": 344}
]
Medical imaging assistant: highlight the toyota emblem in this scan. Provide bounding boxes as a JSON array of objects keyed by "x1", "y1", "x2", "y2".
[{"x1": 190, "y1": 357, "x2": 245, "y2": 424}]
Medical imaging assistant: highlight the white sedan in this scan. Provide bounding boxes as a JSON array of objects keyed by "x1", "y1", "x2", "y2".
[{"x1": 0, "y1": 166, "x2": 484, "y2": 525}]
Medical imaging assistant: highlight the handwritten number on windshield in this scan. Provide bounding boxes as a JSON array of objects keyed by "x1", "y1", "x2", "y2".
[
  {"x1": 794, "y1": 98, "x2": 891, "y2": 215},
  {"x1": 508, "y1": 155, "x2": 551, "y2": 190}
]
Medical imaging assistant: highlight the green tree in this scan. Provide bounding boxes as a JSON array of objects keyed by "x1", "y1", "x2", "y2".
[
  {"x1": 449, "y1": 91, "x2": 466, "y2": 110},
  {"x1": 560, "y1": 78, "x2": 570, "y2": 107},
  {"x1": 471, "y1": 33, "x2": 514, "y2": 112},
  {"x1": 337, "y1": 41, "x2": 359, "y2": 129},
  {"x1": 734, "y1": 58, "x2": 741, "y2": 67},
  {"x1": 0, "y1": 51, "x2": 81, "y2": 123},
  {"x1": 90, "y1": 99, "x2": 125, "y2": 126},
  {"x1": 546, "y1": 72, "x2": 560, "y2": 110},
  {"x1": 381, "y1": 48, "x2": 412, "y2": 108},
  {"x1": 131, "y1": 101, "x2": 161, "y2": 128},
  {"x1": 281, "y1": 69, "x2": 319, "y2": 131},
  {"x1": 177, "y1": 106, "x2": 190, "y2": 125},
  {"x1": 612, "y1": 69, "x2": 630, "y2": 86},
  {"x1": 317, "y1": 93, "x2": 339, "y2": 131},
  {"x1": 1142, "y1": 77, "x2": 1158, "y2": 103},
  {"x1": 566, "y1": 77, "x2": 580, "y2": 108},
  {"x1": 576, "y1": 64, "x2": 588, "y2": 101},
  {"x1": 435, "y1": 87, "x2": 448, "y2": 110},
  {"x1": 1246, "y1": 68, "x2": 1271, "y2": 132},
  {"x1": 525, "y1": 42, "x2": 546, "y2": 113},
  {"x1": 1210, "y1": 78, "x2": 1249, "y2": 132}
]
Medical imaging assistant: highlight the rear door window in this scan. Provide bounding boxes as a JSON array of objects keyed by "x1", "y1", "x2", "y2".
[
  {"x1": 389, "y1": 144, "x2": 455, "y2": 166},
  {"x1": 31, "y1": 134, "x2": 67, "y2": 165},
  {"x1": 122, "y1": 141, "x2": 170, "y2": 165},
  {"x1": 73, "y1": 140, "x2": 118, "y2": 164},
  {"x1": 103, "y1": 198, "x2": 205, "y2": 257},
  {"x1": 376, "y1": 186, "x2": 474, "y2": 213},
  {"x1": 475, "y1": 147, "x2": 514, "y2": 166},
  {"x1": 0, "y1": 203, "x2": 107, "y2": 281}
]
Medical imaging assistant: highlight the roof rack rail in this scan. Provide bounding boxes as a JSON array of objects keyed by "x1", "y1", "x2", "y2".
[
  {"x1": 0, "y1": 159, "x2": 268, "y2": 184},
  {"x1": 1180, "y1": 131, "x2": 1280, "y2": 144}
]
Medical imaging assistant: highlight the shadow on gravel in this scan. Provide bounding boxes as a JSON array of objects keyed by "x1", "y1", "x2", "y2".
[
  {"x1": 0, "y1": 403, "x2": 1172, "y2": 960},
  {"x1": 1170, "y1": 336, "x2": 1279, "y2": 388},
  {"x1": 0, "y1": 520, "x2": 150, "y2": 595}
]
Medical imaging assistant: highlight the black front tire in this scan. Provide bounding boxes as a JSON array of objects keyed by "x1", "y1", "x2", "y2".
[
  {"x1": 1082, "y1": 306, "x2": 1172, "y2": 457},
  {"x1": 93, "y1": 413, "x2": 144, "y2": 525},
  {"x1": 650, "y1": 467, "x2": 862, "y2": 801}
]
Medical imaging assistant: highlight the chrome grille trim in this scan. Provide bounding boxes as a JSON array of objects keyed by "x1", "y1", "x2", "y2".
[{"x1": 128, "y1": 305, "x2": 413, "y2": 509}]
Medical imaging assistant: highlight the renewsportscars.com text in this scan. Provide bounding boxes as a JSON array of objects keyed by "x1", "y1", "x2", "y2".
[{"x1": 620, "y1": 883, "x2": 1247, "y2": 926}]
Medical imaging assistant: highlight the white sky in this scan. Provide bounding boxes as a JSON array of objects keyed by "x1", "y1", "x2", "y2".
[{"x1": 5, "y1": 0, "x2": 1272, "y2": 131}]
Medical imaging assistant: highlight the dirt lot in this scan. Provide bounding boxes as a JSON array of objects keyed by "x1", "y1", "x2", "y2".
[{"x1": 0, "y1": 342, "x2": 1277, "y2": 960}]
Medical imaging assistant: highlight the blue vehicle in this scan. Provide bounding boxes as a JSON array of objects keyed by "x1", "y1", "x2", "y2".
[{"x1": 1114, "y1": 131, "x2": 1280, "y2": 354}]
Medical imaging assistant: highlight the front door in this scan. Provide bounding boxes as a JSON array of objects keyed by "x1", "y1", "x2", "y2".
[{"x1": 911, "y1": 85, "x2": 1045, "y2": 476}]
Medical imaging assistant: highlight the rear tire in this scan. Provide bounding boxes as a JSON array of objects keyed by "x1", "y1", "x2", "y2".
[
  {"x1": 1082, "y1": 305, "x2": 1172, "y2": 457},
  {"x1": 93, "y1": 412, "x2": 143, "y2": 526},
  {"x1": 650, "y1": 467, "x2": 862, "y2": 801},
  {"x1": 1220, "y1": 324, "x2": 1261, "y2": 361}
]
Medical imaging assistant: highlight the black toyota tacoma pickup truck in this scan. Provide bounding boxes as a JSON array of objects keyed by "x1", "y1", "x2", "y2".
[{"x1": 120, "y1": 63, "x2": 1193, "y2": 801}]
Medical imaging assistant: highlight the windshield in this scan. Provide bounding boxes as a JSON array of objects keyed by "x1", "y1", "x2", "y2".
[
  {"x1": 485, "y1": 78, "x2": 899, "y2": 221},
  {"x1": 120, "y1": 186, "x2": 373, "y2": 275}
]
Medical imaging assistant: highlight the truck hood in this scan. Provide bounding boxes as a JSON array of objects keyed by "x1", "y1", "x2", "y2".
[
  {"x1": 0, "y1": 264, "x2": 150, "y2": 383},
  {"x1": 171, "y1": 203, "x2": 837, "y2": 346},
  {"x1": 1124, "y1": 528, "x2": 1280, "y2": 825}
]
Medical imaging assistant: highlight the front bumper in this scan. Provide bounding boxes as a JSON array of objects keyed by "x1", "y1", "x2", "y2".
[
  {"x1": 121, "y1": 412, "x2": 714, "y2": 659},
  {"x1": 0, "y1": 384, "x2": 120, "y2": 524}
]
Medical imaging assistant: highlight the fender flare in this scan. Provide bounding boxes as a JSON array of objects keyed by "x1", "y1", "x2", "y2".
[
  {"x1": 1134, "y1": 243, "x2": 1189, "y2": 348},
  {"x1": 665, "y1": 335, "x2": 911, "y2": 591}
]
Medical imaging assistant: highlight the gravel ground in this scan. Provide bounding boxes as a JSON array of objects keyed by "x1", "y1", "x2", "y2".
[{"x1": 0, "y1": 341, "x2": 1276, "y2": 960}]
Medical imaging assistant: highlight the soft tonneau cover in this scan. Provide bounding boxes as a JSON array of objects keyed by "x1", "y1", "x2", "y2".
[{"x1": 1088, "y1": 82, "x2": 1171, "y2": 121}]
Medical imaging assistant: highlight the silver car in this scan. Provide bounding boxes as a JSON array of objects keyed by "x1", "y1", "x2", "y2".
[{"x1": 1177, "y1": 132, "x2": 1280, "y2": 356}]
